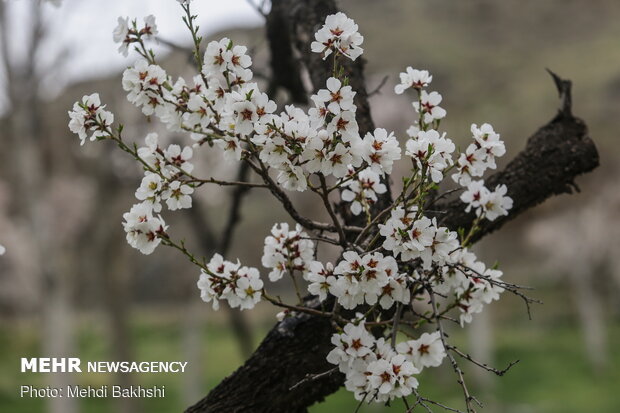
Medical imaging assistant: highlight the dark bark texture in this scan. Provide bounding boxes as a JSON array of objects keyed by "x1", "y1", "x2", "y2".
[
  {"x1": 186, "y1": 1, "x2": 599, "y2": 412},
  {"x1": 436, "y1": 72, "x2": 599, "y2": 242}
]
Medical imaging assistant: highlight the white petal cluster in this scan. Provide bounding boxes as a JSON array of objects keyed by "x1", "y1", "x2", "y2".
[
  {"x1": 331, "y1": 251, "x2": 409, "y2": 310},
  {"x1": 261, "y1": 223, "x2": 315, "y2": 282},
  {"x1": 306, "y1": 261, "x2": 336, "y2": 301},
  {"x1": 203, "y1": 37, "x2": 253, "y2": 88},
  {"x1": 68, "y1": 93, "x2": 114, "y2": 145},
  {"x1": 361, "y1": 128, "x2": 401, "y2": 175},
  {"x1": 430, "y1": 248, "x2": 506, "y2": 325},
  {"x1": 396, "y1": 331, "x2": 446, "y2": 370},
  {"x1": 122, "y1": 59, "x2": 169, "y2": 116},
  {"x1": 315, "y1": 77, "x2": 355, "y2": 115},
  {"x1": 413, "y1": 91, "x2": 447, "y2": 124},
  {"x1": 136, "y1": 133, "x2": 194, "y2": 178},
  {"x1": 379, "y1": 207, "x2": 459, "y2": 269},
  {"x1": 311, "y1": 12, "x2": 364, "y2": 61},
  {"x1": 113, "y1": 15, "x2": 158, "y2": 57},
  {"x1": 327, "y1": 322, "x2": 420, "y2": 403},
  {"x1": 394, "y1": 68, "x2": 432, "y2": 95},
  {"x1": 341, "y1": 168, "x2": 387, "y2": 216},
  {"x1": 197, "y1": 254, "x2": 263, "y2": 310},
  {"x1": 461, "y1": 180, "x2": 513, "y2": 221},
  {"x1": 122, "y1": 203, "x2": 167, "y2": 255},
  {"x1": 121, "y1": 133, "x2": 196, "y2": 254},
  {"x1": 452, "y1": 123, "x2": 506, "y2": 185},
  {"x1": 112, "y1": 17, "x2": 130, "y2": 55},
  {"x1": 406, "y1": 129, "x2": 455, "y2": 183}
]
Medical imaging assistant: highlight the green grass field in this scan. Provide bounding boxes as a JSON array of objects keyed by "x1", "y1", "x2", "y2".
[{"x1": 1, "y1": 312, "x2": 618, "y2": 413}]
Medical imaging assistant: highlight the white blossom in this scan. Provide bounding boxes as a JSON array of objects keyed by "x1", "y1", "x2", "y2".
[
  {"x1": 361, "y1": 128, "x2": 401, "y2": 175},
  {"x1": 452, "y1": 123, "x2": 506, "y2": 185},
  {"x1": 142, "y1": 15, "x2": 158, "y2": 39},
  {"x1": 197, "y1": 254, "x2": 263, "y2": 310},
  {"x1": 378, "y1": 272, "x2": 410, "y2": 309},
  {"x1": 406, "y1": 129, "x2": 455, "y2": 183},
  {"x1": 122, "y1": 202, "x2": 167, "y2": 255},
  {"x1": 367, "y1": 354, "x2": 419, "y2": 401},
  {"x1": 162, "y1": 181, "x2": 194, "y2": 211},
  {"x1": 331, "y1": 251, "x2": 400, "y2": 309},
  {"x1": 163, "y1": 144, "x2": 194, "y2": 176},
  {"x1": 397, "y1": 331, "x2": 446, "y2": 370},
  {"x1": 135, "y1": 172, "x2": 163, "y2": 212},
  {"x1": 413, "y1": 91, "x2": 447, "y2": 124},
  {"x1": 113, "y1": 17, "x2": 130, "y2": 56},
  {"x1": 311, "y1": 12, "x2": 364, "y2": 61},
  {"x1": 314, "y1": 77, "x2": 355, "y2": 115},
  {"x1": 394, "y1": 67, "x2": 432, "y2": 94},
  {"x1": 461, "y1": 180, "x2": 512, "y2": 221},
  {"x1": 122, "y1": 59, "x2": 168, "y2": 116},
  {"x1": 471, "y1": 123, "x2": 506, "y2": 161},
  {"x1": 68, "y1": 93, "x2": 114, "y2": 145},
  {"x1": 261, "y1": 223, "x2": 315, "y2": 282},
  {"x1": 326, "y1": 322, "x2": 374, "y2": 371},
  {"x1": 341, "y1": 168, "x2": 387, "y2": 216},
  {"x1": 306, "y1": 261, "x2": 335, "y2": 301}
]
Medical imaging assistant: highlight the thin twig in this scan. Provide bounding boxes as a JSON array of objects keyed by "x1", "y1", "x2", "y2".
[
  {"x1": 189, "y1": 177, "x2": 268, "y2": 188},
  {"x1": 391, "y1": 303, "x2": 403, "y2": 348},
  {"x1": 448, "y1": 344, "x2": 519, "y2": 377},
  {"x1": 289, "y1": 367, "x2": 339, "y2": 391},
  {"x1": 410, "y1": 389, "x2": 466, "y2": 413},
  {"x1": 367, "y1": 75, "x2": 389, "y2": 97},
  {"x1": 318, "y1": 174, "x2": 347, "y2": 246},
  {"x1": 427, "y1": 286, "x2": 481, "y2": 413}
]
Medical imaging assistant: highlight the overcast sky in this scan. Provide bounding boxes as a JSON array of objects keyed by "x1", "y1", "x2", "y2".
[{"x1": 1, "y1": 0, "x2": 264, "y2": 106}]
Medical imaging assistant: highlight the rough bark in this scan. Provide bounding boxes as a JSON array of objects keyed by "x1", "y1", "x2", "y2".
[
  {"x1": 186, "y1": 2, "x2": 599, "y2": 412},
  {"x1": 266, "y1": 0, "x2": 308, "y2": 104},
  {"x1": 435, "y1": 72, "x2": 599, "y2": 240}
]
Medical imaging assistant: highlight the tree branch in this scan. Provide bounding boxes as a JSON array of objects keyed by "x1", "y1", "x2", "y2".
[
  {"x1": 435, "y1": 70, "x2": 598, "y2": 243},
  {"x1": 185, "y1": 2, "x2": 599, "y2": 412},
  {"x1": 186, "y1": 73, "x2": 599, "y2": 413}
]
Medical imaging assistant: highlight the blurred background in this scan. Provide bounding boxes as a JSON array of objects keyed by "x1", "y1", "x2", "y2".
[{"x1": 1, "y1": 0, "x2": 619, "y2": 412}]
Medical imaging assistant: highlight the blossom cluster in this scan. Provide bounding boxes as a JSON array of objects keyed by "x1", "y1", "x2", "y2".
[
  {"x1": 197, "y1": 254, "x2": 263, "y2": 310},
  {"x1": 311, "y1": 12, "x2": 364, "y2": 60},
  {"x1": 122, "y1": 203, "x2": 167, "y2": 255},
  {"x1": 436, "y1": 248, "x2": 505, "y2": 325},
  {"x1": 341, "y1": 167, "x2": 387, "y2": 216},
  {"x1": 452, "y1": 123, "x2": 506, "y2": 186},
  {"x1": 68, "y1": 6, "x2": 520, "y2": 407},
  {"x1": 68, "y1": 93, "x2": 114, "y2": 145},
  {"x1": 113, "y1": 15, "x2": 158, "y2": 57},
  {"x1": 327, "y1": 322, "x2": 446, "y2": 403},
  {"x1": 261, "y1": 223, "x2": 315, "y2": 282},
  {"x1": 461, "y1": 180, "x2": 513, "y2": 221},
  {"x1": 379, "y1": 207, "x2": 458, "y2": 268}
]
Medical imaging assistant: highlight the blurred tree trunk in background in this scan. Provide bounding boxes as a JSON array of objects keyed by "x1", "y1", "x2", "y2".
[
  {"x1": 181, "y1": 167, "x2": 256, "y2": 404},
  {"x1": 84, "y1": 184, "x2": 142, "y2": 413},
  {"x1": 569, "y1": 264, "x2": 608, "y2": 372},
  {"x1": 1, "y1": 4, "x2": 142, "y2": 413},
  {"x1": 0, "y1": 3, "x2": 79, "y2": 413},
  {"x1": 468, "y1": 306, "x2": 494, "y2": 389}
]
